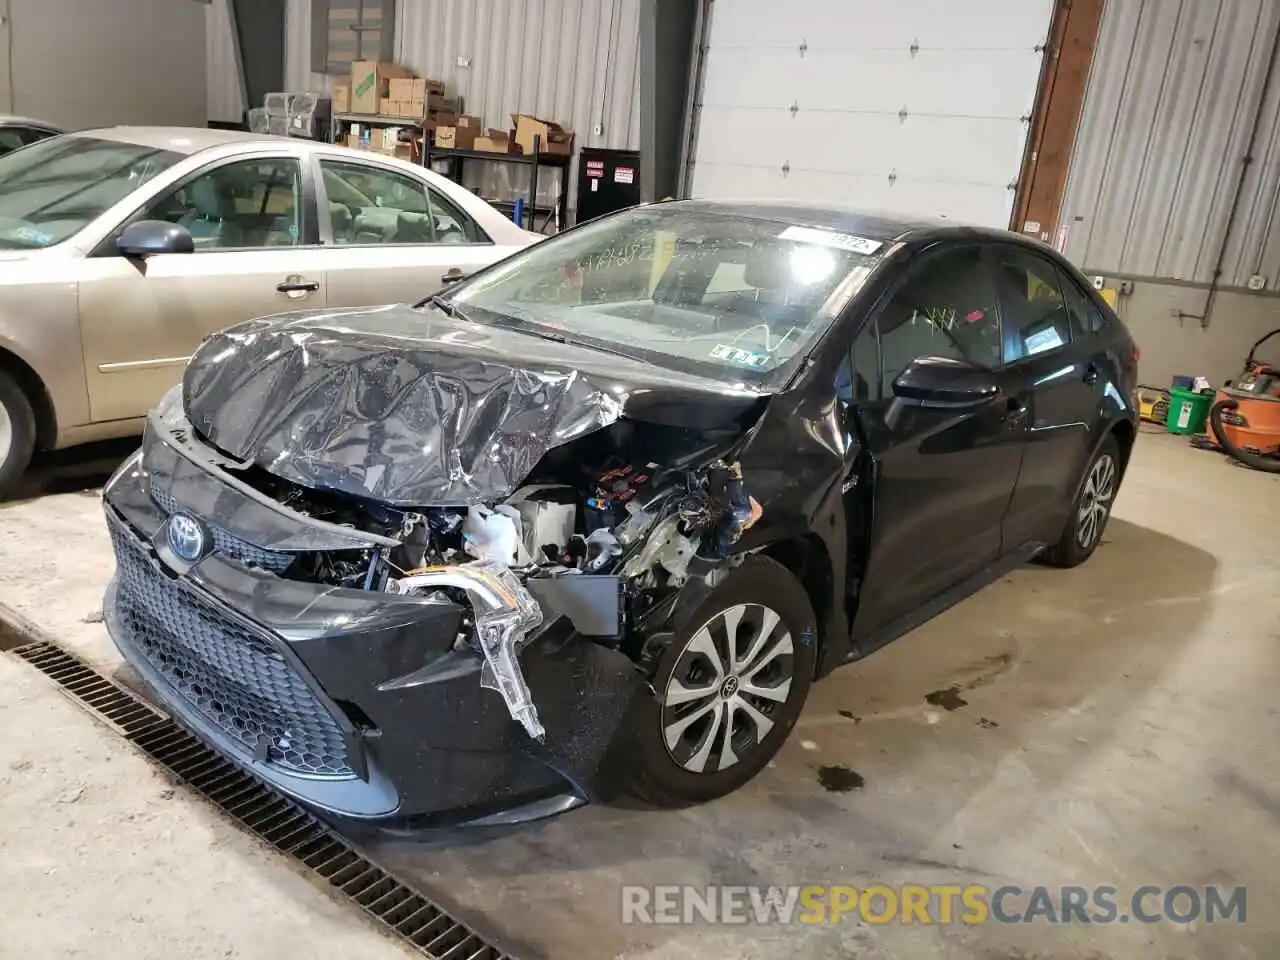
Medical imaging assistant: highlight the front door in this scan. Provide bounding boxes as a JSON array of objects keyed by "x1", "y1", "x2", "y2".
[
  {"x1": 848, "y1": 245, "x2": 1028, "y2": 639},
  {"x1": 988, "y1": 244, "x2": 1101, "y2": 547},
  {"x1": 77, "y1": 155, "x2": 327, "y2": 423},
  {"x1": 314, "y1": 157, "x2": 499, "y2": 308}
]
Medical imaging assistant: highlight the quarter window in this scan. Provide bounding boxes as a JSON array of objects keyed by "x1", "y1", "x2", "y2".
[
  {"x1": 319, "y1": 159, "x2": 485, "y2": 245},
  {"x1": 992, "y1": 248, "x2": 1073, "y2": 363},
  {"x1": 876, "y1": 247, "x2": 1002, "y2": 394},
  {"x1": 1058, "y1": 268, "x2": 1108, "y2": 336},
  {"x1": 141, "y1": 157, "x2": 302, "y2": 250}
]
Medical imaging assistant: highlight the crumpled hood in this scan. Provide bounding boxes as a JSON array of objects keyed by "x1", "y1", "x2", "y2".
[{"x1": 183, "y1": 303, "x2": 767, "y2": 507}]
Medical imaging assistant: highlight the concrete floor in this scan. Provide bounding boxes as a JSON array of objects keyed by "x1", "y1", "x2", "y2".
[{"x1": 1, "y1": 429, "x2": 1277, "y2": 959}]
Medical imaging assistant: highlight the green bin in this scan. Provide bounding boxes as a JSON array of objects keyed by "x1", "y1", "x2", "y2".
[{"x1": 1166, "y1": 387, "x2": 1211, "y2": 435}]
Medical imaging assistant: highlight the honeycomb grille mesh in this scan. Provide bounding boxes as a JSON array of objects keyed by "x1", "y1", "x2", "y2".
[
  {"x1": 150, "y1": 486, "x2": 293, "y2": 572},
  {"x1": 108, "y1": 524, "x2": 354, "y2": 779}
]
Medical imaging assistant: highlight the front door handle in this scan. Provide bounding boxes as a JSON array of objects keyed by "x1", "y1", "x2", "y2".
[
  {"x1": 1083, "y1": 362, "x2": 1100, "y2": 385},
  {"x1": 440, "y1": 268, "x2": 468, "y2": 285},
  {"x1": 1003, "y1": 397, "x2": 1029, "y2": 426},
  {"x1": 277, "y1": 275, "x2": 320, "y2": 294}
]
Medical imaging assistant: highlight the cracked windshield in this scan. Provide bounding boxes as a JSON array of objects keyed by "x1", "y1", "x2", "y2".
[{"x1": 448, "y1": 207, "x2": 883, "y2": 379}]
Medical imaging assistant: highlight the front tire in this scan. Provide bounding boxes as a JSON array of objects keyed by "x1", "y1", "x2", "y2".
[
  {"x1": 0, "y1": 370, "x2": 36, "y2": 499},
  {"x1": 1040, "y1": 434, "x2": 1120, "y2": 568},
  {"x1": 624, "y1": 556, "x2": 817, "y2": 808}
]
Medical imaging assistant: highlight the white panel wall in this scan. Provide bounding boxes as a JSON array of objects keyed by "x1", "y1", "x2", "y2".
[
  {"x1": 206, "y1": 0, "x2": 247, "y2": 123},
  {"x1": 687, "y1": 0, "x2": 1055, "y2": 228},
  {"x1": 5, "y1": 0, "x2": 206, "y2": 129}
]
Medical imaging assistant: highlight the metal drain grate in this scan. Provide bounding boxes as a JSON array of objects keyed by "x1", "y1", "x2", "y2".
[{"x1": 11, "y1": 640, "x2": 518, "y2": 960}]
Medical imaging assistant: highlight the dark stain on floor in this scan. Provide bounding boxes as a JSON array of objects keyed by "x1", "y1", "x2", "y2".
[
  {"x1": 817, "y1": 765, "x2": 865, "y2": 793},
  {"x1": 925, "y1": 687, "x2": 969, "y2": 711},
  {"x1": 838, "y1": 710, "x2": 861, "y2": 722},
  {"x1": 976, "y1": 717, "x2": 999, "y2": 729}
]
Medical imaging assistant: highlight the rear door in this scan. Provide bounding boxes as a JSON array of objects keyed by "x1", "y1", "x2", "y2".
[
  {"x1": 988, "y1": 244, "x2": 1101, "y2": 547},
  {"x1": 848, "y1": 244, "x2": 1028, "y2": 638},
  {"x1": 313, "y1": 155, "x2": 506, "y2": 307},
  {"x1": 77, "y1": 152, "x2": 328, "y2": 423}
]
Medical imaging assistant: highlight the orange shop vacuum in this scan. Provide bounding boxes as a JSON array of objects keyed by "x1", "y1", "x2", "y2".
[{"x1": 1198, "y1": 328, "x2": 1280, "y2": 472}]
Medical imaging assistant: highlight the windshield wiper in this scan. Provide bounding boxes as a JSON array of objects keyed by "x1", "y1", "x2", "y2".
[{"x1": 421, "y1": 293, "x2": 469, "y2": 320}]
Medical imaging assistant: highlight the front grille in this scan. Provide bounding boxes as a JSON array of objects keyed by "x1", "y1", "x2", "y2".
[
  {"x1": 150, "y1": 486, "x2": 293, "y2": 572},
  {"x1": 108, "y1": 523, "x2": 355, "y2": 779}
]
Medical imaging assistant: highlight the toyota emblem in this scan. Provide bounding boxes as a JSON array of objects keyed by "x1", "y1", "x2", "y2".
[{"x1": 167, "y1": 512, "x2": 209, "y2": 562}]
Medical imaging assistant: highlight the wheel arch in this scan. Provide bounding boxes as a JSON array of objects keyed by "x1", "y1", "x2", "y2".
[
  {"x1": 0, "y1": 343, "x2": 57, "y2": 452},
  {"x1": 1108, "y1": 416, "x2": 1136, "y2": 478}
]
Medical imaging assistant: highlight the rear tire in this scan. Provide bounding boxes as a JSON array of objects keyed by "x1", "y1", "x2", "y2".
[
  {"x1": 624, "y1": 556, "x2": 817, "y2": 808},
  {"x1": 0, "y1": 370, "x2": 36, "y2": 499},
  {"x1": 1040, "y1": 434, "x2": 1120, "y2": 568}
]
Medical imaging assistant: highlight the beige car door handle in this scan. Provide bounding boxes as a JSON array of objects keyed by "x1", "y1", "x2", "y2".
[{"x1": 277, "y1": 275, "x2": 320, "y2": 295}]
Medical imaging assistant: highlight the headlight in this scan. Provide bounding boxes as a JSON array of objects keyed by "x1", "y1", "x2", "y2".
[{"x1": 153, "y1": 383, "x2": 184, "y2": 424}]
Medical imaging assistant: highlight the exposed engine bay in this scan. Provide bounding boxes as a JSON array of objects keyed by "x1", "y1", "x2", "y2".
[{"x1": 219, "y1": 417, "x2": 762, "y2": 742}]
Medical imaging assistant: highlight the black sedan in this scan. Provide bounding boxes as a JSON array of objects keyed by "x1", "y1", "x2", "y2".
[{"x1": 101, "y1": 200, "x2": 1139, "y2": 828}]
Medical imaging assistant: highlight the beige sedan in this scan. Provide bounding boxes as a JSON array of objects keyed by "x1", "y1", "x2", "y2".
[{"x1": 0, "y1": 126, "x2": 540, "y2": 492}]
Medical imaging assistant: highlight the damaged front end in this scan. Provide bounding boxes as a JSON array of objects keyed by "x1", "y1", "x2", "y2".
[{"x1": 101, "y1": 311, "x2": 770, "y2": 825}]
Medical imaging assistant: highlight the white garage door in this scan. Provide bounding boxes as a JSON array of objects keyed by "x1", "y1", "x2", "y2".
[{"x1": 685, "y1": 0, "x2": 1056, "y2": 228}]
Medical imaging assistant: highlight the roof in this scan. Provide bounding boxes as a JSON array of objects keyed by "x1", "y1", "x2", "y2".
[
  {"x1": 671, "y1": 198, "x2": 1005, "y2": 244},
  {"x1": 0, "y1": 115, "x2": 62, "y2": 131},
  {"x1": 69, "y1": 126, "x2": 285, "y2": 155}
]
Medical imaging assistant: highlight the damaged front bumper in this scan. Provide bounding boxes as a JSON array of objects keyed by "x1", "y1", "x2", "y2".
[{"x1": 100, "y1": 422, "x2": 646, "y2": 827}]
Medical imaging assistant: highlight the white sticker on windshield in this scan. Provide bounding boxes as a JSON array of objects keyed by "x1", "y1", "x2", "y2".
[
  {"x1": 777, "y1": 225, "x2": 883, "y2": 255},
  {"x1": 711, "y1": 344, "x2": 771, "y2": 368}
]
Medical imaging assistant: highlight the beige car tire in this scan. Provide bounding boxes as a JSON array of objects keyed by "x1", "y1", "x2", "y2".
[{"x1": 0, "y1": 370, "x2": 36, "y2": 498}]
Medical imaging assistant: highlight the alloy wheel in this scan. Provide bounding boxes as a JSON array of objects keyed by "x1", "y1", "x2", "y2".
[
  {"x1": 1076, "y1": 453, "x2": 1116, "y2": 549},
  {"x1": 0, "y1": 401, "x2": 11, "y2": 469},
  {"x1": 660, "y1": 603, "x2": 795, "y2": 774}
]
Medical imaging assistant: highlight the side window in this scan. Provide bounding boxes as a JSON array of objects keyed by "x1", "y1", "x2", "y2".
[
  {"x1": 835, "y1": 322, "x2": 881, "y2": 405},
  {"x1": 0, "y1": 129, "x2": 25, "y2": 156},
  {"x1": 877, "y1": 247, "x2": 1001, "y2": 393},
  {"x1": 320, "y1": 159, "x2": 486, "y2": 245},
  {"x1": 1057, "y1": 267, "x2": 1108, "y2": 336},
  {"x1": 142, "y1": 157, "x2": 301, "y2": 250},
  {"x1": 991, "y1": 248, "x2": 1072, "y2": 363}
]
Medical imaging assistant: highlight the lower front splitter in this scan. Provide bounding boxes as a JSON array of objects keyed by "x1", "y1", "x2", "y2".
[{"x1": 6, "y1": 627, "x2": 529, "y2": 960}]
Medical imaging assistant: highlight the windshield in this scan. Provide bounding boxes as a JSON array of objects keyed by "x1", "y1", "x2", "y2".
[
  {"x1": 447, "y1": 206, "x2": 882, "y2": 382},
  {"x1": 0, "y1": 135, "x2": 182, "y2": 249}
]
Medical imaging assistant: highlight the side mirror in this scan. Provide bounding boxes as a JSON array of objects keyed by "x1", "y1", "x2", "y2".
[
  {"x1": 118, "y1": 220, "x2": 194, "y2": 258},
  {"x1": 892, "y1": 356, "x2": 1000, "y2": 407}
]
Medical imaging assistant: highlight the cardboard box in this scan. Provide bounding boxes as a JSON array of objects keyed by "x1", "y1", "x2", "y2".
[
  {"x1": 513, "y1": 114, "x2": 573, "y2": 155},
  {"x1": 457, "y1": 114, "x2": 481, "y2": 128},
  {"x1": 386, "y1": 77, "x2": 415, "y2": 102},
  {"x1": 350, "y1": 60, "x2": 412, "y2": 114},
  {"x1": 473, "y1": 129, "x2": 514, "y2": 153},
  {"x1": 435, "y1": 124, "x2": 477, "y2": 149},
  {"x1": 412, "y1": 77, "x2": 446, "y2": 98},
  {"x1": 382, "y1": 100, "x2": 423, "y2": 120},
  {"x1": 331, "y1": 83, "x2": 350, "y2": 114}
]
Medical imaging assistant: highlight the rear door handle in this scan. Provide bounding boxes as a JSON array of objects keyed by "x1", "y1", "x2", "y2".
[
  {"x1": 277, "y1": 275, "x2": 320, "y2": 294},
  {"x1": 1083, "y1": 362, "x2": 1100, "y2": 385}
]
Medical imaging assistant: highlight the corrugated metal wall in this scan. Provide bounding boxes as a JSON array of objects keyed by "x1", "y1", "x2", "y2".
[
  {"x1": 1059, "y1": 0, "x2": 1280, "y2": 288},
  {"x1": 206, "y1": 0, "x2": 246, "y2": 123},
  {"x1": 283, "y1": 0, "x2": 640, "y2": 163},
  {"x1": 394, "y1": 0, "x2": 641, "y2": 153}
]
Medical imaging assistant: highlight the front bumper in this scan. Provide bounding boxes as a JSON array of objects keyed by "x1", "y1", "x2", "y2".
[{"x1": 101, "y1": 426, "x2": 645, "y2": 828}]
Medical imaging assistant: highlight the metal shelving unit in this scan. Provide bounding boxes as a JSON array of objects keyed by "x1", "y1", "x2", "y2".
[{"x1": 425, "y1": 137, "x2": 571, "y2": 234}]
